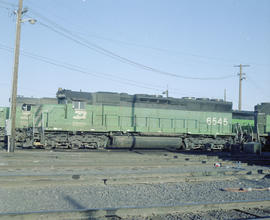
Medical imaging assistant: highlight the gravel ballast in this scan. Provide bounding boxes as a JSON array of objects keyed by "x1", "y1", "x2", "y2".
[
  {"x1": 0, "y1": 150, "x2": 269, "y2": 217},
  {"x1": 0, "y1": 178, "x2": 270, "y2": 213}
]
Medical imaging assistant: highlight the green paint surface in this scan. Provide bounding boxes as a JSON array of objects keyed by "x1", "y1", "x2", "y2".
[
  {"x1": 40, "y1": 103, "x2": 232, "y2": 135},
  {"x1": 0, "y1": 103, "x2": 234, "y2": 136},
  {"x1": 232, "y1": 119, "x2": 254, "y2": 126},
  {"x1": 266, "y1": 115, "x2": 270, "y2": 133},
  {"x1": 0, "y1": 107, "x2": 9, "y2": 127}
]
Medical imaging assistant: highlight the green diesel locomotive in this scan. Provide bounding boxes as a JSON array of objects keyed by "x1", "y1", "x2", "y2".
[
  {"x1": 0, "y1": 88, "x2": 269, "y2": 150},
  {"x1": 255, "y1": 103, "x2": 270, "y2": 148}
]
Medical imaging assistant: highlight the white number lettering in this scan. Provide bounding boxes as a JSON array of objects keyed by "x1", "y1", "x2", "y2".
[
  {"x1": 212, "y1": 117, "x2": 217, "y2": 125},
  {"x1": 206, "y1": 117, "x2": 211, "y2": 125},
  {"x1": 206, "y1": 117, "x2": 229, "y2": 126}
]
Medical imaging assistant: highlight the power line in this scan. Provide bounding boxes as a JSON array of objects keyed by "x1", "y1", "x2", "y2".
[
  {"x1": 0, "y1": 5, "x2": 11, "y2": 10},
  {"x1": 0, "y1": 43, "x2": 198, "y2": 97},
  {"x1": 66, "y1": 33, "x2": 270, "y2": 67},
  {"x1": 0, "y1": 81, "x2": 56, "y2": 96},
  {"x1": 0, "y1": 2, "x2": 238, "y2": 80},
  {"x1": 39, "y1": 22, "x2": 235, "y2": 80},
  {"x1": 27, "y1": 9, "x2": 235, "y2": 81},
  {"x1": 2, "y1": 0, "x2": 270, "y2": 69},
  {"x1": 25, "y1": 6, "x2": 236, "y2": 65},
  {"x1": 25, "y1": 0, "x2": 270, "y2": 68},
  {"x1": 0, "y1": 0, "x2": 16, "y2": 7},
  {"x1": 246, "y1": 75, "x2": 269, "y2": 96},
  {"x1": 0, "y1": 43, "x2": 167, "y2": 92}
]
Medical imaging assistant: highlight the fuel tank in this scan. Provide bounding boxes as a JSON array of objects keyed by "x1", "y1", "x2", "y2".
[{"x1": 108, "y1": 136, "x2": 182, "y2": 149}]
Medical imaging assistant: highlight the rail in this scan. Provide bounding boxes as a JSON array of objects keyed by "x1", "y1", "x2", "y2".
[{"x1": 0, "y1": 199, "x2": 269, "y2": 220}]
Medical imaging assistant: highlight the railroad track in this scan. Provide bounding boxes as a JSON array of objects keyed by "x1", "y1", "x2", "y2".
[
  {"x1": 0, "y1": 199, "x2": 269, "y2": 220},
  {"x1": 6, "y1": 148, "x2": 270, "y2": 166},
  {"x1": 0, "y1": 150, "x2": 269, "y2": 187},
  {"x1": 0, "y1": 168, "x2": 269, "y2": 188},
  {"x1": 0, "y1": 150, "x2": 269, "y2": 219}
]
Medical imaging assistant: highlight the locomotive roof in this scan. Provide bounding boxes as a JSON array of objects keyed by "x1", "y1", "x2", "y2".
[
  {"x1": 57, "y1": 89, "x2": 232, "y2": 113},
  {"x1": 255, "y1": 102, "x2": 270, "y2": 114},
  {"x1": 232, "y1": 110, "x2": 254, "y2": 120},
  {"x1": 17, "y1": 97, "x2": 58, "y2": 105}
]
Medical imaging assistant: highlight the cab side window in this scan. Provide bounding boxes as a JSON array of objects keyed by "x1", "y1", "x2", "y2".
[
  {"x1": 72, "y1": 101, "x2": 85, "y2": 110},
  {"x1": 22, "y1": 104, "x2": 31, "y2": 111}
]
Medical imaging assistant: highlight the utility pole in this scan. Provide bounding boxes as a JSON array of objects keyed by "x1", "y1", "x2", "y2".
[
  {"x1": 8, "y1": 0, "x2": 36, "y2": 152},
  {"x1": 8, "y1": 0, "x2": 23, "y2": 152},
  {"x1": 162, "y1": 85, "x2": 169, "y2": 98},
  {"x1": 234, "y1": 64, "x2": 249, "y2": 111},
  {"x1": 162, "y1": 89, "x2": 169, "y2": 98},
  {"x1": 164, "y1": 89, "x2": 168, "y2": 98},
  {"x1": 224, "y1": 88, "x2": 226, "y2": 102}
]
